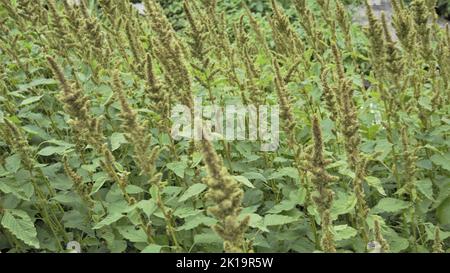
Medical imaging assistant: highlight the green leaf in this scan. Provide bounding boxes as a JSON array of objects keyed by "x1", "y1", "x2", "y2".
[
  {"x1": 365, "y1": 176, "x2": 386, "y2": 196},
  {"x1": 267, "y1": 200, "x2": 296, "y2": 214},
  {"x1": 430, "y1": 153, "x2": 450, "y2": 171},
  {"x1": 20, "y1": 95, "x2": 43, "y2": 106},
  {"x1": 178, "y1": 183, "x2": 207, "y2": 202},
  {"x1": 93, "y1": 213, "x2": 125, "y2": 229},
  {"x1": 417, "y1": 179, "x2": 434, "y2": 200},
  {"x1": 243, "y1": 213, "x2": 269, "y2": 232},
  {"x1": 233, "y1": 175, "x2": 255, "y2": 188},
  {"x1": 141, "y1": 244, "x2": 162, "y2": 253},
  {"x1": 5, "y1": 154, "x2": 22, "y2": 173},
  {"x1": 38, "y1": 144, "x2": 74, "y2": 156},
  {"x1": 331, "y1": 191, "x2": 357, "y2": 218},
  {"x1": 136, "y1": 199, "x2": 157, "y2": 218},
  {"x1": 52, "y1": 192, "x2": 81, "y2": 204},
  {"x1": 437, "y1": 197, "x2": 450, "y2": 226},
  {"x1": 176, "y1": 215, "x2": 217, "y2": 231},
  {"x1": 373, "y1": 198, "x2": 410, "y2": 214},
  {"x1": 90, "y1": 175, "x2": 107, "y2": 196},
  {"x1": 167, "y1": 161, "x2": 187, "y2": 178},
  {"x1": 334, "y1": 225, "x2": 358, "y2": 241},
  {"x1": 194, "y1": 232, "x2": 223, "y2": 245},
  {"x1": 374, "y1": 139, "x2": 393, "y2": 161},
  {"x1": 423, "y1": 223, "x2": 450, "y2": 241},
  {"x1": 0, "y1": 180, "x2": 33, "y2": 201},
  {"x1": 116, "y1": 225, "x2": 147, "y2": 243},
  {"x1": 268, "y1": 167, "x2": 299, "y2": 180},
  {"x1": 1, "y1": 209, "x2": 40, "y2": 248},
  {"x1": 242, "y1": 172, "x2": 267, "y2": 182},
  {"x1": 191, "y1": 152, "x2": 203, "y2": 168},
  {"x1": 16, "y1": 78, "x2": 58, "y2": 91},
  {"x1": 264, "y1": 214, "x2": 298, "y2": 226},
  {"x1": 173, "y1": 207, "x2": 202, "y2": 218},
  {"x1": 110, "y1": 132, "x2": 128, "y2": 151},
  {"x1": 126, "y1": 185, "x2": 144, "y2": 194}
]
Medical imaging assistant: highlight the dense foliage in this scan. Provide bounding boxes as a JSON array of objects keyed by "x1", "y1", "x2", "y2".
[{"x1": 0, "y1": 0, "x2": 449, "y2": 253}]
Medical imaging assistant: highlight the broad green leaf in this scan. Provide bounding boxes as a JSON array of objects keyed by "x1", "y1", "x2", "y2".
[
  {"x1": 52, "y1": 192, "x2": 81, "y2": 204},
  {"x1": 141, "y1": 244, "x2": 162, "y2": 253},
  {"x1": 176, "y1": 215, "x2": 217, "y2": 231},
  {"x1": 178, "y1": 183, "x2": 207, "y2": 202},
  {"x1": 242, "y1": 172, "x2": 267, "y2": 182},
  {"x1": 243, "y1": 213, "x2": 269, "y2": 232},
  {"x1": 191, "y1": 152, "x2": 203, "y2": 168},
  {"x1": 264, "y1": 214, "x2": 298, "y2": 226},
  {"x1": 20, "y1": 95, "x2": 43, "y2": 106},
  {"x1": 233, "y1": 175, "x2": 255, "y2": 188},
  {"x1": 423, "y1": 223, "x2": 450, "y2": 241},
  {"x1": 1, "y1": 210, "x2": 40, "y2": 248},
  {"x1": 374, "y1": 139, "x2": 393, "y2": 161},
  {"x1": 173, "y1": 207, "x2": 202, "y2": 218},
  {"x1": 194, "y1": 232, "x2": 223, "y2": 245},
  {"x1": 167, "y1": 161, "x2": 187, "y2": 178},
  {"x1": 268, "y1": 167, "x2": 299, "y2": 180},
  {"x1": 373, "y1": 198, "x2": 410, "y2": 214},
  {"x1": 331, "y1": 191, "x2": 357, "y2": 218},
  {"x1": 437, "y1": 197, "x2": 450, "y2": 226},
  {"x1": 334, "y1": 225, "x2": 358, "y2": 241},
  {"x1": 136, "y1": 199, "x2": 157, "y2": 218},
  {"x1": 5, "y1": 154, "x2": 21, "y2": 173},
  {"x1": 90, "y1": 176, "x2": 107, "y2": 196},
  {"x1": 0, "y1": 180, "x2": 33, "y2": 201},
  {"x1": 116, "y1": 225, "x2": 147, "y2": 243},
  {"x1": 386, "y1": 232, "x2": 409, "y2": 252},
  {"x1": 417, "y1": 179, "x2": 434, "y2": 200},
  {"x1": 110, "y1": 132, "x2": 128, "y2": 151},
  {"x1": 17, "y1": 78, "x2": 58, "y2": 91},
  {"x1": 365, "y1": 176, "x2": 386, "y2": 196},
  {"x1": 267, "y1": 199, "x2": 296, "y2": 214},
  {"x1": 126, "y1": 185, "x2": 144, "y2": 194},
  {"x1": 93, "y1": 213, "x2": 125, "y2": 229},
  {"x1": 38, "y1": 145, "x2": 73, "y2": 156},
  {"x1": 430, "y1": 153, "x2": 450, "y2": 171}
]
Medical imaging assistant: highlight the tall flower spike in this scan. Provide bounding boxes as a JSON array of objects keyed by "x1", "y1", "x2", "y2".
[
  {"x1": 381, "y1": 12, "x2": 403, "y2": 79},
  {"x1": 1, "y1": 119, "x2": 34, "y2": 171},
  {"x1": 330, "y1": 44, "x2": 370, "y2": 242},
  {"x1": 320, "y1": 68, "x2": 338, "y2": 122},
  {"x1": 143, "y1": 0, "x2": 193, "y2": 108},
  {"x1": 374, "y1": 220, "x2": 390, "y2": 253},
  {"x1": 47, "y1": 56, "x2": 104, "y2": 149},
  {"x1": 273, "y1": 59, "x2": 296, "y2": 146},
  {"x1": 243, "y1": 3, "x2": 269, "y2": 57},
  {"x1": 364, "y1": 0, "x2": 385, "y2": 77},
  {"x1": 112, "y1": 70, "x2": 159, "y2": 177},
  {"x1": 63, "y1": 157, "x2": 93, "y2": 207},
  {"x1": 335, "y1": 0, "x2": 351, "y2": 48},
  {"x1": 400, "y1": 126, "x2": 418, "y2": 201},
  {"x1": 432, "y1": 226, "x2": 444, "y2": 253},
  {"x1": 410, "y1": 0, "x2": 432, "y2": 59},
  {"x1": 269, "y1": 0, "x2": 304, "y2": 58},
  {"x1": 201, "y1": 137, "x2": 251, "y2": 253},
  {"x1": 391, "y1": 0, "x2": 415, "y2": 51},
  {"x1": 309, "y1": 115, "x2": 337, "y2": 253},
  {"x1": 144, "y1": 53, "x2": 169, "y2": 124}
]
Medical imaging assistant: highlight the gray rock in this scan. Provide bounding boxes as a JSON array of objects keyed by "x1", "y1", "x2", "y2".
[
  {"x1": 352, "y1": 0, "x2": 448, "y2": 40},
  {"x1": 132, "y1": 3, "x2": 146, "y2": 16}
]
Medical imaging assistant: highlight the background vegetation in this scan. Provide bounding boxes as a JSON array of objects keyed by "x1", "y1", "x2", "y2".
[{"x1": 0, "y1": 0, "x2": 449, "y2": 253}]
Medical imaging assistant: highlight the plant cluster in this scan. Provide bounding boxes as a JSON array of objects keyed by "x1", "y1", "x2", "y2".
[{"x1": 0, "y1": 0, "x2": 448, "y2": 253}]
